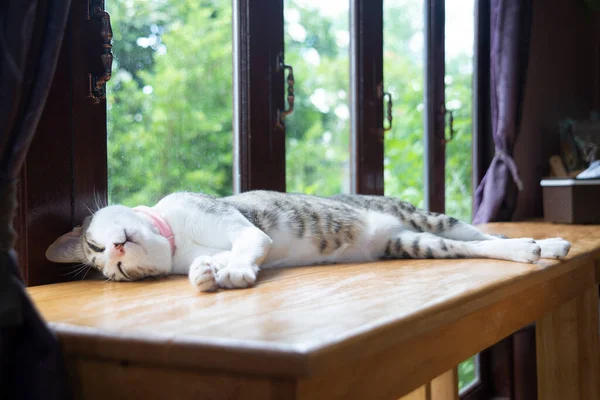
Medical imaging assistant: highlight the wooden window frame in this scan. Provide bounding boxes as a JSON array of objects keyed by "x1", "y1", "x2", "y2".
[
  {"x1": 16, "y1": 0, "x2": 108, "y2": 286},
  {"x1": 472, "y1": 0, "x2": 492, "y2": 202},
  {"x1": 424, "y1": 0, "x2": 446, "y2": 213},
  {"x1": 233, "y1": 0, "x2": 286, "y2": 193},
  {"x1": 350, "y1": 0, "x2": 384, "y2": 195}
]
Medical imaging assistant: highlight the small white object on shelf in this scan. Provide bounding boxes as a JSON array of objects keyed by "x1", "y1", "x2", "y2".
[
  {"x1": 576, "y1": 160, "x2": 600, "y2": 180},
  {"x1": 541, "y1": 177, "x2": 600, "y2": 186}
]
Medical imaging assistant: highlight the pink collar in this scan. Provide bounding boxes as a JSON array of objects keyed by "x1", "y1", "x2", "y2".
[{"x1": 133, "y1": 206, "x2": 176, "y2": 255}]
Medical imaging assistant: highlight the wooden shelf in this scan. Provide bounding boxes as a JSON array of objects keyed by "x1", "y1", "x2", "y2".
[{"x1": 28, "y1": 222, "x2": 600, "y2": 399}]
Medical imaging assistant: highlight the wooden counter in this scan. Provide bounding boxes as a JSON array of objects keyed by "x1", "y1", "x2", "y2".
[{"x1": 28, "y1": 223, "x2": 600, "y2": 399}]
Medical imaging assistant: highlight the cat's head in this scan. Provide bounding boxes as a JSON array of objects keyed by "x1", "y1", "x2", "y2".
[{"x1": 46, "y1": 205, "x2": 173, "y2": 281}]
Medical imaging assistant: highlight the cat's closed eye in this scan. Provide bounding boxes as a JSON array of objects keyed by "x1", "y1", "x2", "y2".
[{"x1": 87, "y1": 241, "x2": 105, "y2": 253}]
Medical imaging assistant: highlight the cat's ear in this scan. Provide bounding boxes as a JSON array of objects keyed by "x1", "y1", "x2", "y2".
[{"x1": 46, "y1": 225, "x2": 85, "y2": 263}]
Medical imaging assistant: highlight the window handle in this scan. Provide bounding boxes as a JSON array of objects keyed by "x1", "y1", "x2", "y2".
[
  {"x1": 383, "y1": 91, "x2": 393, "y2": 132},
  {"x1": 276, "y1": 53, "x2": 295, "y2": 129},
  {"x1": 377, "y1": 84, "x2": 393, "y2": 132},
  {"x1": 87, "y1": 0, "x2": 113, "y2": 104},
  {"x1": 442, "y1": 105, "x2": 455, "y2": 144}
]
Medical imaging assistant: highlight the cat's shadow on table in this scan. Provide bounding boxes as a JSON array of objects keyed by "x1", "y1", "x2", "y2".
[{"x1": 78, "y1": 264, "x2": 296, "y2": 287}]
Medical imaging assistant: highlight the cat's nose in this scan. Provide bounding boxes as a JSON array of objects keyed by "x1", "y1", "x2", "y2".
[{"x1": 113, "y1": 242, "x2": 125, "y2": 255}]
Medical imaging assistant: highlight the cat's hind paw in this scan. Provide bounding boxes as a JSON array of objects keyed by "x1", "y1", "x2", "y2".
[
  {"x1": 502, "y1": 238, "x2": 541, "y2": 263},
  {"x1": 536, "y1": 238, "x2": 571, "y2": 259},
  {"x1": 189, "y1": 256, "x2": 219, "y2": 292},
  {"x1": 215, "y1": 265, "x2": 259, "y2": 289}
]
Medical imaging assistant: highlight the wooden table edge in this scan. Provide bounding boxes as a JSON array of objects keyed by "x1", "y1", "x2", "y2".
[{"x1": 51, "y1": 323, "x2": 312, "y2": 377}]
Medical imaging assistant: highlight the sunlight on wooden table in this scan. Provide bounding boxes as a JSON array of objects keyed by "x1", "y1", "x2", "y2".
[{"x1": 28, "y1": 223, "x2": 600, "y2": 400}]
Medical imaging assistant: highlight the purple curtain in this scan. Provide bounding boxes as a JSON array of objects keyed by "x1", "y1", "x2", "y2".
[
  {"x1": 0, "y1": 0, "x2": 72, "y2": 398},
  {"x1": 474, "y1": 2, "x2": 536, "y2": 398},
  {"x1": 473, "y1": 0, "x2": 532, "y2": 224}
]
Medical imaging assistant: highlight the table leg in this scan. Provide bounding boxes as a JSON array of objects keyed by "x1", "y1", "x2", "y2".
[
  {"x1": 430, "y1": 368, "x2": 459, "y2": 400},
  {"x1": 536, "y1": 284, "x2": 600, "y2": 400},
  {"x1": 399, "y1": 368, "x2": 458, "y2": 400}
]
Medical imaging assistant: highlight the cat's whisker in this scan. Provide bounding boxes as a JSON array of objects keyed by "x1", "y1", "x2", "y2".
[
  {"x1": 91, "y1": 187, "x2": 108, "y2": 211},
  {"x1": 93, "y1": 189, "x2": 101, "y2": 211},
  {"x1": 63, "y1": 262, "x2": 86, "y2": 270},
  {"x1": 80, "y1": 264, "x2": 93, "y2": 281},
  {"x1": 82, "y1": 201, "x2": 95, "y2": 216},
  {"x1": 62, "y1": 271, "x2": 85, "y2": 278},
  {"x1": 61, "y1": 263, "x2": 89, "y2": 277},
  {"x1": 71, "y1": 265, "x2": 88, "y2": 279},
  {"x1": 74, "y1": 262, "x2": 93, "y2": 271},
  {"x1": 62, "y1": 268, "x2": 86, "y2": 277}
]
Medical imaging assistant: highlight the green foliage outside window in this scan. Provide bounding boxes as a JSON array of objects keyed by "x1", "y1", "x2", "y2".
[
  {"x1": 108, "y1": 0, "x2": 233, "y2": 206},
  {"x1": 107, "y1": 0, "x2": 471, "y2": 222}
]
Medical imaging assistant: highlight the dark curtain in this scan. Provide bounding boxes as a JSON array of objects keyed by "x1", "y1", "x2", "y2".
[
  {"x1": 0, "y1": 0, "x2": 72, "y2": 398},
  {"x1": 473, "y1": 0, "x2": 532, "y2": 224}
]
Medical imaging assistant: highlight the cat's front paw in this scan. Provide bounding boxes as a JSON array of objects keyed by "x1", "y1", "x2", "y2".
[
  {"x1": 215, "y1": 264, "x2": 259, "y2": 289},
  {"x1": 189, "y1": 256, "x2": 220, "y2": 292},
  {"x1": 504, "y1": 238, "x2": 541, "y2": 263}
]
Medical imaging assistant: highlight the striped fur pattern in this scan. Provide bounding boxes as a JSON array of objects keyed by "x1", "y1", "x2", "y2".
[{"x1": 45, "y1": 190, "x2": 571, "y2": 292}]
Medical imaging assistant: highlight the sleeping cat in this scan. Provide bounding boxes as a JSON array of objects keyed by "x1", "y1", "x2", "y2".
[{"x1": 46, "y1": 190, "x2": 571, "y2": 292}]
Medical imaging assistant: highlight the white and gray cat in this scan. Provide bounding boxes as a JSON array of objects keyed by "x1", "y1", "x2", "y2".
[{"x1": 46, "y1": 191, "x2": 571, "y2": 292}]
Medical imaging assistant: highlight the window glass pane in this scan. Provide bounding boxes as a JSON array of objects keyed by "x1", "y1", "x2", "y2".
[
  {"x1": 383, "y1": 0, "x2": 425, "y2": 206},
  {"x1": 446, "y1": 0, "x2": 476, "y2": 390},
  {"x1": 284, "y1": 0, "x2": 350, "y2": 195},
  {"x1": 107, "y1": 0, "x2": 233, "y2": 206},
  {"x1": 444, "y1": 0, "x2": 474, "y2": 222},
  {"x1": 459, "y1": 354, "x2": 480, "y2": 392}
]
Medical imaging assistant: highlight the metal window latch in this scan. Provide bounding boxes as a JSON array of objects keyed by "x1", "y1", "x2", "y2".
[
  {"x1": 441, "y1": 104, "x2": 455, "y2": 144},
  {"x1": 87, "y1": 0, "x2": 113, "y2": 104},
  {"x1": 383, "y1": 91, "x2": 393, "y2": 132},
  {"x1": 377, "y1": 84, "x2": 393, "y2": 133},
  {"x1": 276, "y1": 52, "x2": 295, "y2": 130}
]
